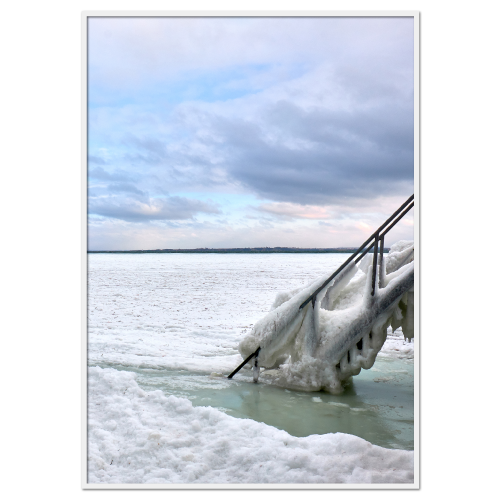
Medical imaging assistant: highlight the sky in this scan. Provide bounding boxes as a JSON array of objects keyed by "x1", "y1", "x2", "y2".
[{"x1": 87, "y1": 16, "x2": 415, "y2": 250}]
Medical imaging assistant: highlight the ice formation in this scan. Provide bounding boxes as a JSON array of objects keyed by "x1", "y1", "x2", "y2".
[{"x1": 238, "y1": 241, "x2": 415, "y2": 393}]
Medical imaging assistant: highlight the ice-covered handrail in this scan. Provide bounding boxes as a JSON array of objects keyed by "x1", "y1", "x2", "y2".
[
  {"x1": 233, "y1": 242, "x2": 414, "y2": 391},
  {"x1": 227, "y1": 347, "x2": 260, "y2": 379},
  {"x1": 299, "y1": 194, "x2": 414, "y2": 310},
  {"x1": 227, "y1": 196, "x2": 415, "y2": 387}
]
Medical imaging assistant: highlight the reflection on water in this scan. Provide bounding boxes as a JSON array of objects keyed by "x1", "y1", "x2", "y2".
[{"x1": 96, "y1": 355, "x2": 413, "y2": 451}]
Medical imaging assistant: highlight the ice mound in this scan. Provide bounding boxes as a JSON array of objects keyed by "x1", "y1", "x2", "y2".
[{"x1": 238, "y1": 241, "x2": 414, "y2": 393}]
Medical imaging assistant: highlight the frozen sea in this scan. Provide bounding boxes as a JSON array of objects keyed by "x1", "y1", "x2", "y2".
[{"x1": 87, "y1": 253, "x2": 415, "y2": 484}]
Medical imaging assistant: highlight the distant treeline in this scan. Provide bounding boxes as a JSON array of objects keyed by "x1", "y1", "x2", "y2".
[{"x1": 88, "y1": 247, "x2": 389, "y2": 254}]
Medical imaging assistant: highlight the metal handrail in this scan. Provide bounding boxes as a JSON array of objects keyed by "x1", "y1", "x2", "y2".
[
  {"x1": 228, "y1": 347, "x2": 260, "y2": 379},
  {"x1": 353, "y1": 201, "x2": 415, "y2": 265},
  {"x1": 299, "y1": 194, "x2": 414, "y2": 309}
]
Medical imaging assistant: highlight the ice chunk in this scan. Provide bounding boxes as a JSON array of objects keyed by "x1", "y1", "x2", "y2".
[{"x1": 389, "y1": 240, "x2": 414, "y2": 254}]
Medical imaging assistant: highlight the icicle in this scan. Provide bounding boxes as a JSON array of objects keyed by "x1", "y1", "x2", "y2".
[{"x1": 402, "y1": 289, "x2": 414, "y2": 341}]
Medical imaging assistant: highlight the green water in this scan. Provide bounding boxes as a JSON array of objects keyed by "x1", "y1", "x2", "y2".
[{"x1": 98, "y1": 355, "x2": 414, "y2": 451}]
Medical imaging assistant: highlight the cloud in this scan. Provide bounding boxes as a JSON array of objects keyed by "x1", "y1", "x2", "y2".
[
  {"x1": 88, "y1": 17, "x2": 413, "y2": 92},
  {"x1": 88, "y1": 166, "x2": 133, "y2": 183},
  {"x1": 195, "y1": 65, "x2": 413, "y2": 205},
  {"x1": 257, "y1": 202, "x2": 334, "y2": 220},
  {"x1": 87, "y1": 211, "x2": 414, "y2": 251},
  {"x1": 89, "y1": 17, "x2": 414, "y2": 199},
  {"x1": 107, "y1": 182, "x2": 145, "y2": 196},
  {"x1": 88, "y1": 195, "x2": 220, "y2": 222},
  {"x1": 123, "y1": 135, "x2": 168, "y2": 164},
  {"x1": 88, "y1": 155, "x2": 107, "y2": 165},
  {"x1": 87, "y1": 16, "x2": 415, "y2": 249}
]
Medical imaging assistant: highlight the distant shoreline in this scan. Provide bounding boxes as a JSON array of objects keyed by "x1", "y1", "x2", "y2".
[{"x1": 88, "y1": 247, "x2": 389, "y2": 254}]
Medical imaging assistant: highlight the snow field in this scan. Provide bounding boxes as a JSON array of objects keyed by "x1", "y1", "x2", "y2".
[
  {"x1": 88, "y1": 366, "x2": 414, "y2": 484},
  {"x1": 87, "y1": 252, "x2": 415, "y2": 483}
]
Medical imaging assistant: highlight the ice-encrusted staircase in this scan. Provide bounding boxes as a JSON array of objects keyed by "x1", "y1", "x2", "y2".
[{"x1": 228, "y1": 195, "x2": 415, "y2": 393}]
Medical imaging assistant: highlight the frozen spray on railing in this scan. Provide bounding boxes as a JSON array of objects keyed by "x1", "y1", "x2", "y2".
[{"x1": 227, "y1": 195, "x2": 415, "y2": 393}]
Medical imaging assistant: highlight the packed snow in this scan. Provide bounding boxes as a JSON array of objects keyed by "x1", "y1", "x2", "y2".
[
  {"x1": 88, "y1": 366, "x2": 414, "y2": 484},
  {"x1": 87, "y1": 250, "x2": 415, "y2": 484}
]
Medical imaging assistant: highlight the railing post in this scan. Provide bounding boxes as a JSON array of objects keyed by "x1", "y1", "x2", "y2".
[
  {"x1": 378, "y1": 234, "x2": 385, "y2": 289},
  {"x1": 253, "y1": 353, "x2": 260, "y2": 383},
  {"x1": 228, "y1": 347, "x2": 261, "y2": 379},
  {"x1": 371, "y1": 232, "x2": 379, "y2": 297}
]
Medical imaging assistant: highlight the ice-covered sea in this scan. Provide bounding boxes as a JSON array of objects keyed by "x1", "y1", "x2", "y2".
[{"x1": 87, "y1": 253, "x2": 415, "y2": 485}]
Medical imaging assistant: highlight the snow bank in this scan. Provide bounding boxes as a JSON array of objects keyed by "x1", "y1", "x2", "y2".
[
  {"x1": 238, "y1": 242, "x2": 414, "y2": 393},
  {"x1": 88, "y1": 366, "x2": 414, "y2": 484}
]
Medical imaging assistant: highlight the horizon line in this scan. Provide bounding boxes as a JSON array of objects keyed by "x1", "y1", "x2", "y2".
[{"x1": 87, "y1": 246, "x2": 395, "y2": 254}]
